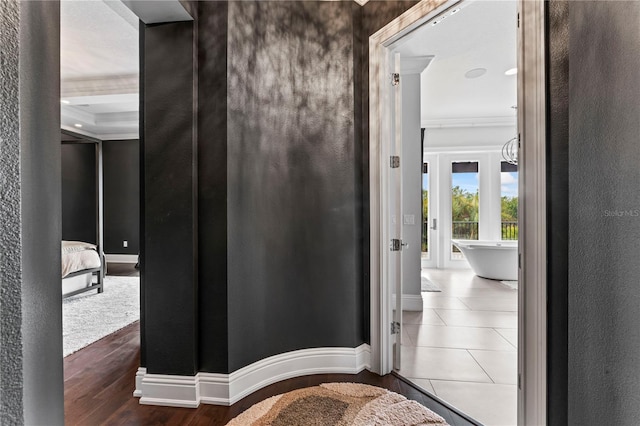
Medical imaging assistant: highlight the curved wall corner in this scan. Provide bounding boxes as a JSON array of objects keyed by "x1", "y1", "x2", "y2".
[{"x1": 134, "y1": 345, "x2": 370, "y2": 407}]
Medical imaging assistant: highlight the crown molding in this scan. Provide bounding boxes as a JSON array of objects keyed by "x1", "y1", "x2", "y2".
[{"x1": 422, "y1": 116, "x2": 517, "y2": 128}]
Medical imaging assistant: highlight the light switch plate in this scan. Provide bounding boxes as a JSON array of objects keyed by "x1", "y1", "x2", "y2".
[{"x1": 403, "y1": 214, "x2": 415, "y2": 225}]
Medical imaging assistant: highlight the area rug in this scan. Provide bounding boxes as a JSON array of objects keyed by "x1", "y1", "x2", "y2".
[
  {"x1": 63, "y1": 275, "x2": 139, "y2": 356},
  {"x1": 227, "y1": 383, "x2": 448, "y2": 426},
  {"x1": 421, "y1": 276, "x2": 441, "y2": 292}
]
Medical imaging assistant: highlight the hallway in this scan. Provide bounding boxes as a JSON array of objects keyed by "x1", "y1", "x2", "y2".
[{"x1": 64, "y1": 323, "x2": 477, "y2": 425}]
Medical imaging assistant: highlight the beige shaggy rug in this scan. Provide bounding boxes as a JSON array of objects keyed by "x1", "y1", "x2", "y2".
[{"x1": 227, "y1": 383, "x2": 449, "y2": 426}]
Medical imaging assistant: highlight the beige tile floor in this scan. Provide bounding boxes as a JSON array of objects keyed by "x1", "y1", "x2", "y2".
[{"x1": 398, "y1": 268, "x2": 518, "y2": 426}]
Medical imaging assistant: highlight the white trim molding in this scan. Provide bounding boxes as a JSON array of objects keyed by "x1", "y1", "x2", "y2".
[
  {"x1": 517, "y1": 0, "x2": 547, "y2": 424},
  {"x1": 421, "y1": 116, "x2": 517, "y2": 129},
  {"x1": 105, "y1": 254, "x2": 138, "y2": 264},
  {"x1": 134, "y1": 345, "x2": 371, "y2": 408},
  {"x1": 391, "y1": 294, "x2": 424, "y2": 312},
  {"x1": 369, "y1": 0, "x2": 453, "y2": 376}
]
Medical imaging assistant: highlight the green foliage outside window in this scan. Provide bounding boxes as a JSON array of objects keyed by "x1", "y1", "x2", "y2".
[{"x1": 501, "y1": 196, "x2": 518, "y2": 239}]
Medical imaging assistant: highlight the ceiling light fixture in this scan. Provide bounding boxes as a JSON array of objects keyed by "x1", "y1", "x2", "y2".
[
  {"x1": 61, "y1": 99, "x2": 70, "y2": 104},
  {"x1": 465, "y1": 68, "x2": 487, "y2": 79},
  {"x1": 432, "y1": 7, "x2": 461, "y2": 25},
  {"x1": 505, "y1": 68, "x2": 518, "y2": 76},
  {"x1": 74, "y1": 123, "x2": 83, "y2": 128},
  {"x1": 502, "y1": 136, "x2": 518, "y2": 165},
  {"x1": 432, "y1": 15, "x2": 447, "y2": 25}
]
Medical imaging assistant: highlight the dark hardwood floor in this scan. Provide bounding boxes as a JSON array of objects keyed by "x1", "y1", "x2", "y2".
[{"x1": 64, "y1": 316, "x2": 478, "y2": 425}]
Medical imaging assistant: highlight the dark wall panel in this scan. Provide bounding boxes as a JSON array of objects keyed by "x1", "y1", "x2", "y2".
[
  {"x1": 546, "y1": 1, "x2": 569, "y2": 424},
  {"x1": 0, "y1": 1, "x2": 64, "y2": 423},
  {"x1": 226, "y1": 1, "x2": 361, "y2": 371},
  {"x1": 142, "y1": 20, "x2": 198, "y2": 375},
  {"x1": 567, "y1": 1, "x2": 640, "y2": 424},
  {"x1": 197, "y1": 1, "x2": 229, "y2": 373},
  {"x1": 61, "y1": 143, "x2": 97, "y2": 244},
  {"x1": 103, "y1": 140, "x2": 140, "y2": 255}
]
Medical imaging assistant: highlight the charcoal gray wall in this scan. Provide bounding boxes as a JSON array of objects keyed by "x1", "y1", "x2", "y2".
[
  {"x1": 226, "y1": 1, "x2": 362, "y2": 371},
  {"x1": 61, "y1": 143, "x2": 97, "y2": 244},
  {"x1": 103, "y1": 140, "x2": 140, "y2": 255},
  {"x1": 0, "y1": 1, "x2": 63, "y2": 424},
  {"x1": 566, "y1": 1, "x2": 640, "y2": 424},
  {"x1": 197, "y1": 1, "x2": 229, "y2": 373},
  {"x1": 140, "y1": 0, "x2": 428, "y2": 375},
  {"x1": 141, "y1": 19, "x2": 198, "y2": 375},
  {"x1": 546, "y1": 1, "x2": 569, "y2": 424}
]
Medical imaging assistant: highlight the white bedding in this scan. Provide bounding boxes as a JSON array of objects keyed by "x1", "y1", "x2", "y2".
[{"x1": 61, "y1": 241, "x2": 101, "y2": 278}]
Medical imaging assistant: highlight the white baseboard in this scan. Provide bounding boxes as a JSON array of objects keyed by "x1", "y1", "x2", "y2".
[
  {"x1": 105, "y1": 254, "x2": 138, "y2": 264},
  {"x1": 391, "y1": 294, "x2": 424, "y2": 312},
  {"x1": 134, "y1": 344, "x2": 371, "y2": 408}
]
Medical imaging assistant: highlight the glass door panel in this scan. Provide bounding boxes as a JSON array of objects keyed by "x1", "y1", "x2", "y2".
[
  {"x1": 422, "y1": 162, "x2": 430, "y2": 257},
  {"x1": 451, "y1": 161, "x2": 479, "y2": 259},
  {"x1": 501, "y1": 161, "x2": 518, "y2": 240}
]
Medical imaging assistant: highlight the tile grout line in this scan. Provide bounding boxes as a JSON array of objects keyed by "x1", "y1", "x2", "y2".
[
  {"x1": 492, "y1": 327, "x2": 518, "y2": 350},
  {"x1": 466, "y1": 349, "x2": 495, "y2": 384}
]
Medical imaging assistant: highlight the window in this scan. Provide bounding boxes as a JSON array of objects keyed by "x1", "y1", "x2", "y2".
[
  {"x1": 451, "y1": 161, "x2": 479, "y2": 256},
  {"x1": 501, "y1": 162, "x2": 518, "y2": 240},
  {"x1": 422, "y1": 162, "x2": 429, "y2": 255}
]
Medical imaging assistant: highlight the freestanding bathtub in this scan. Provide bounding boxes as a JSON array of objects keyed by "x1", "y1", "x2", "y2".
[{"x1": 451, "y1": 239, "x2": 518, "y2": 281}]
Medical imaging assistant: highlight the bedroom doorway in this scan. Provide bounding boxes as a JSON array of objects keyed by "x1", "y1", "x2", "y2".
[
  {"x1": 369, "y1": 0, "x2": 547, "y2": 425},
  {"x1": 60, "y1": 0, "x2": 141, "y2": 359}
]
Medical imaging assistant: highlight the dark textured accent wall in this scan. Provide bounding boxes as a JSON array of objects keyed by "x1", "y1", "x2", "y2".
[
  {"x1": 103, "y1": 140, "x2": 140, "y2": 255},
  {"x1": 61, "y1": 143, "x2": 97, "y2": 244},
  {"x1": 140, "y1": 0, "x2": 433, "y2": 376},
  {"x1": 197, "y1": 1, "x2": 229, "y2": 373},
  {"x1": 0, "y1": 1, "x2": 63, "y2": 424},
  {"x1": 142, "y1": 20, "x2": 198, "y2": 375},
  {"x1": 567, "y1": 2, "x2": 640, "y2": 424},
  {"x1": 226, "y1": 1, "x2": 361, "y2": 371},
  {"x1": 546, "y1": 1, "x2": 568, "y2": 424}
]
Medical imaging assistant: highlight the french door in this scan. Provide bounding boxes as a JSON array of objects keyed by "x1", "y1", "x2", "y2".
[{"x1": 421, "y1": 155, "x2": 438, "y2": 269}]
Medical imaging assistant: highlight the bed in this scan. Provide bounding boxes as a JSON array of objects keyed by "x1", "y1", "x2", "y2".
[{"x1": 62, "y1": 240, "x2": 105, "y2": 298}]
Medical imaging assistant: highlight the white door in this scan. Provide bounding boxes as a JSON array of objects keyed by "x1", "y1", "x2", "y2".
[{"x1": 389, "y1": 52, "x2": 403, "y2": 371}]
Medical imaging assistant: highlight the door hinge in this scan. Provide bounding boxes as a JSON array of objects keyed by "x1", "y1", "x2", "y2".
[
  {"x1": 391, "y1": 321, "x2": 401, "y2": 334},
  {"x1": 391, "y1": 73, "x2": 400, "y2": 86},
  {"x1": 390, "y1": 239, "x2": 407, "y2": 251},
  {"x1": 518, "y1": 373, "x2": 522, "y2": 390},
  {"x1": 517, "y1": 12, "x2": 520, "y2": 28},
  {"x1": 390, "y1": 156, "x2": 400, "y2": 168}
]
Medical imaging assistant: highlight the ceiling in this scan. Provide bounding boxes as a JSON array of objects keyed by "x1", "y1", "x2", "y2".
[
  {"x1": 61, "y1": 0, "x2": 139, "y2": 140},
  {"x1": 393, "y1": 0, "x2": 518, "y2": 128},
  {"x1": 60, "y1": 0, "x2": 516, "y2": 139}
]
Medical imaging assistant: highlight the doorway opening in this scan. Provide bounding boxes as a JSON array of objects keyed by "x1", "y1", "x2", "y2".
[
  {"x1": 60, "y1": 0, "x2": 141, "y2": 367},
  {"x1": 392, "y1": 2, "x2": 519, "y2": 424},
  {"x1": 369, "y1": 0, "x2": 547, "y2": 425}
]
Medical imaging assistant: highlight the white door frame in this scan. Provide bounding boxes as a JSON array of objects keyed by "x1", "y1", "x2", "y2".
[
  {"x1": 368, "y1": 0, "x2": 547, "y2": 425},
  {"x1": 441, "y1": 152, "x2": 489, "y2": 270},
  {"x1": 421, "y1": 153, "x2": 438, "y2": 269}
]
